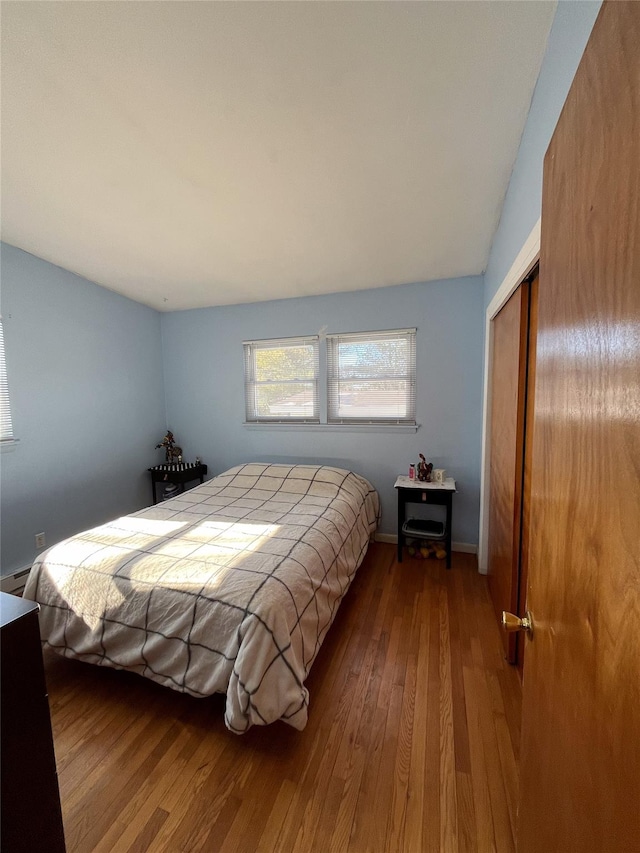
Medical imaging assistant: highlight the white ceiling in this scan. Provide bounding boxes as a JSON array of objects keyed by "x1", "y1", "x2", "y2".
[{"x1": 1, "y1": 1, "x2": 556, "y2": 312}]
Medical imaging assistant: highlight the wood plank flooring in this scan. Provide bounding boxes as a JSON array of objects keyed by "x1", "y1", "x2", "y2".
[{"x1": 43, "y1": 544, "x2": 522, "y2": 853}]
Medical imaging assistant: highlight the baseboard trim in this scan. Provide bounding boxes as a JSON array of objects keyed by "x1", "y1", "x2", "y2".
[
  {"x1": 374, "y1": 533, "x2": 398, "y2": 544},
  {"x1": 374, "y1": 533, "x2": 477, "y2": 555},
  {"x1": 451, "y1": 542, "x2": 478, "y2": 555}
]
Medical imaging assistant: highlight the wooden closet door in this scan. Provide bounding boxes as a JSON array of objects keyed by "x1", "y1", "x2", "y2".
[
  {"x1": 487, "y1": 281, "x2": 529, "y2": 663},
  {"x1": 517, "y1": 2, "x2": 640, "y2": 848}
]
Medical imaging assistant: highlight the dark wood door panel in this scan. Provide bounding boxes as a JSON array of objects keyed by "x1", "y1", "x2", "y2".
[
  {"x1": 516, "y1": 272, "x2": 538, "y2": 675},
  {"x1": 487, "y1": 281, "x2": 529, "y2": 662}
]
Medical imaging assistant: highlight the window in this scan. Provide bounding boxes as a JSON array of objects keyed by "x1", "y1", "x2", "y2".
[
  {"x1": 244, "y1": 336, "x2": 320, "y2": 423},
  {"x1": 0, "y1": 318, "x2": 14, "y2": 442},
  {"x1": 327, "y1": 328, "x2": 416, "y2": 425}
]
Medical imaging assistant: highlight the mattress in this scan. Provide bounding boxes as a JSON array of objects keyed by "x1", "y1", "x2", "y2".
[{"x1": 24, "y1": 463, "x2": 380, "y2": 733}]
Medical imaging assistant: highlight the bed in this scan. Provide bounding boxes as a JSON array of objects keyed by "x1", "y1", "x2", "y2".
[{"x1": 24, "y1": 463, "x2": 380, "y2": 733}]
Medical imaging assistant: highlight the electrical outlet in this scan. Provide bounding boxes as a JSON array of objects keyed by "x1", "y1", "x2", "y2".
[{"x1": 35, "y1": 532, "x2": 46, "y2": 549}]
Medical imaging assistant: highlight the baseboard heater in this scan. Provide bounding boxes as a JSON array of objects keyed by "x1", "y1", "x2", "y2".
[{"x1": 0, "y1": 568, "x2": 31, "y2": 597}]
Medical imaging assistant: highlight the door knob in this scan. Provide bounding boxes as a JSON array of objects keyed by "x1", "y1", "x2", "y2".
[{"x1": 501, "y1": 611, "x2": 533, "y2": 633}]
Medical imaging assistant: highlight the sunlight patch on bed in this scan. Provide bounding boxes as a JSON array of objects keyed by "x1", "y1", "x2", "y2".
[
  {"x1": 110, "y1": 517, "x2": 190, "y2": 537},
  {"x1": 153, "y1": 521, "x2": 285, "y2": 591},
  {"x1": 78, "y1": 517, "x2": 190, "y2": 552},
  {"x1": 192, "y1": 520, "x2": 281, "y2": 550}
]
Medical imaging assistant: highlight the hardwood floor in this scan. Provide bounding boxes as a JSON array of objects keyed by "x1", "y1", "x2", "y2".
[{"x1": 44, "y1": 544, "x2": 522, "y2": 852}]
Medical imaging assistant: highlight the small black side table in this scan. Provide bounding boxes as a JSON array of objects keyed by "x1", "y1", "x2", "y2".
[
  {"x1": 395, "y1": 476, "x2": 456, "y2": 568},
  {"x1": 148, "y1": 462, "x2": 208, "y2": 505}
]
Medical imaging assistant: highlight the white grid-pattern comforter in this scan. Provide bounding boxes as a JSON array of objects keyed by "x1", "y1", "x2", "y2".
[{"x1": 24, "y1": 463, "x2": 379, "y2": 733}]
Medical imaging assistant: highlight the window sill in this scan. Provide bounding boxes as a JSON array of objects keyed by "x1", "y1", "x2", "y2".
[
  {"x1": 0, "y1": 439, "x2": 20, "y2": 453},
  {"x1": 243, "y1": 423, "x2": 421, "y2": 433}
]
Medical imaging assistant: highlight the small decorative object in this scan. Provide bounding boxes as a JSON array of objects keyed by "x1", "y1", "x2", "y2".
[
  {"x1": 433, "y1": 468, "x2": 446, "y2": 484},
  {"x1": 416, "y1": 454, "x2": 433, "y2": 482},
  {"x1": 408, "y1": 463, "x2": 416, "y2": 480},
  {"x1": 155, "y1": 430, "x2": 183, "y2": 464},
  {"x1": 195, "y1": 456, "x2": 201, "y2": 466},
  {"x1": 406, "y1": 541, "x2": 433, "y2": 559},
  {"x1": 406, "y1": 539, "x2": 447, "y2": 561}
]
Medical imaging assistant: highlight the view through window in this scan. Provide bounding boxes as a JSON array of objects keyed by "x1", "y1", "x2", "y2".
[
  {"x1": 244, "y1": 336, "x2": 320, "y2": 423},
  {"x1": 327, "y1": 329, "x2": 416, "y2": 424}
]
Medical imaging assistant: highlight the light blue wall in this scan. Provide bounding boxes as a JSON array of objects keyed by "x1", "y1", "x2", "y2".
[
  {"x1": 0, "y1": 244, "x2": 166, "y2": 575},
  {"x1": 484, "y1": 0, "x2": 602, "y2": 307},
  {"x1": 1, "y1": 1, "x2": 602, "y2": 570},
  {"x1": 161, "y1": 277, "x2": 484, "y2": 544}
]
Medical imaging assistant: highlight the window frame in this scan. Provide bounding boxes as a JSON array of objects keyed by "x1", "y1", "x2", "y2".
[
  {"x1": 326, "y1": 328, "x2": 417, "y2": 426},
  {"x1": 243, "y1": 335, "x2": 320, "y2": 424}
]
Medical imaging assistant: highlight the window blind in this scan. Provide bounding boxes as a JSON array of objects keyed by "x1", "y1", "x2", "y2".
[
  {"x1": 327, "y1": 328, "x2": 416, "y2": 424},
  {"x1": 244, "y1": 336, "x2": 320, "y2": 423},
  {"x1": 0, "y1": 319, "x2": 14, "y2": 442}
]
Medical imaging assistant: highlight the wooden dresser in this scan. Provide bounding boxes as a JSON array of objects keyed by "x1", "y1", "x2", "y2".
[{"x1": 1, "y1": 592, "x2": 66, "y2": 852}]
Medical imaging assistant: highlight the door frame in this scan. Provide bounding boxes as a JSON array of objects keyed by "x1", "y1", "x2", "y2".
[{"x1": 478, "y1": 217, "x2": 540, "y2": 574}]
